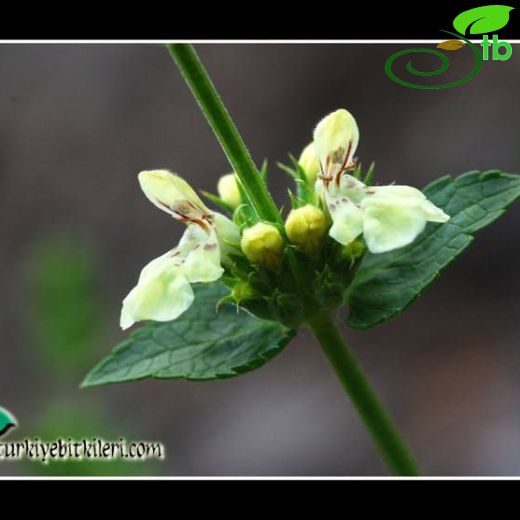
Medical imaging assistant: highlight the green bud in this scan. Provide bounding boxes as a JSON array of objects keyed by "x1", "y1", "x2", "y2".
[
  {"x1": 217, "y1": 173, "x2": 241, "y2": 209},
  {"x1": 341, "y1": 239, "x2": 366, "y2": 261},
  {"x1": 241, "y1": 222, "x2": 284, "y2": 268},
  {"x1": 285, "y1": 204, "x2": 327, "y2": 254},
  {"x1": 231, "y1": 280, "x2": 255, "y2": 303}
]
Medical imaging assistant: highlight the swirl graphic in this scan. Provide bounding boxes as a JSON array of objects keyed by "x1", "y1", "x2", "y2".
[{"x1": 385, "y1": 31, "x2": 483, "y2": 90}]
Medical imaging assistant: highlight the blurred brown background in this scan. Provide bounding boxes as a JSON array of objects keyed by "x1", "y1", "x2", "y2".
[{"x1": 1, "y1": 44, "x2": 520, "y2": 476}]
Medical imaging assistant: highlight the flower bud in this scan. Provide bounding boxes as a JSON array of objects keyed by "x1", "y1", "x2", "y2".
[
  {"x1": 217, "y1": 173, "x2": 241, "y2": 209},
  {"x1": 285, "y1": 204, "x2": 327, "y2": 254},
  {"x1": 231, "y1": 280, "x2": 255, "y2": 303},
  {"x1": 341, "y1": 239, "x2": 366, "y2": 261},
  {"x1": 241, "y1": 222, "x2": 284, "y2": 268},
  {"x1": 298, "y1": 142, "x2": 320, "y2": 185}
]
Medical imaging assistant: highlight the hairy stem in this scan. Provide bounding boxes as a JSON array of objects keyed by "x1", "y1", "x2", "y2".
[
  {"x1": 168, "y1": 44, "x2": 281, "y2": 224},
  {"x1": 168, "y1": 43, "x2": 308, "y2": 294}
]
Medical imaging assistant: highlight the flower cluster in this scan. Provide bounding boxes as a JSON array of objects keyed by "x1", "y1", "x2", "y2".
[{"x1": 121, "y1": 109, "x2": 449, "y2": 329}]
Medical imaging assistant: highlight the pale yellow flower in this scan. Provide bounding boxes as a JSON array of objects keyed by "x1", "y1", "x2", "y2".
[
  {"x1": 314, "y1": 110, "x2": 449, "y2": 254},
  {"x1": 120, "y1": 170, "x2": 240, "y2": 329}
]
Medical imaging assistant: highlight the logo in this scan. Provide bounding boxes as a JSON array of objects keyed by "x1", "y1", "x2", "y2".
[
  {"x1": 385, "y1": 5, "x2": 514, "y2": 89},
  {"x1": 0, "y1": 406, "x2": 165, "y2": 464},
  {"x1": 0, "y1": 407, "x2": 16, "y2": 438}
]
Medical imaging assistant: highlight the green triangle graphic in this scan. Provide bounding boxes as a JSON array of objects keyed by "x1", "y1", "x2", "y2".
[{"x1": 0, "y1": 407, "x2": 16, "y2": 438}]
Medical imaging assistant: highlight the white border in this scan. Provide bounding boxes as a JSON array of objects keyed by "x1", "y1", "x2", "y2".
[
  {"x1": 0, "y1": 37, "x2": 516, "y2": 482},
  {"x1": 0, "y1": 39, "x2": 519, "y2": 44},
  {"x1": 1, "y1": 476, "x2": 520, "y2": 480}
]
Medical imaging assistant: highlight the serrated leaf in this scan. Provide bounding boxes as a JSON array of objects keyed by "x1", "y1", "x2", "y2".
[
  {"x1": 437, "y1": 39, "x2": 466, "y2": 51},
  {"x1": 347, "y1": 171, "x2": 520, "y2": 329},
  {"x1": 83, "y1": 283, "x2": 295, "y2": 386},
  {"x1": 453, "y1": 5, "x2": 514, "y2": 35}
]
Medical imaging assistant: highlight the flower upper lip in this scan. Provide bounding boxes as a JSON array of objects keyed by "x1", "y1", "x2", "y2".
[{"x1": 314, "y1": 108, "x2": 360, "y2": 185}]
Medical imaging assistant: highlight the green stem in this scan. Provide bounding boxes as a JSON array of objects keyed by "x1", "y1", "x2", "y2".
[
  {"x1": 168, "y1": 43, "x2": 306, "y2": 294},
  {"x1": 167, "y1": 44, "x2": 281, "y2": 224},
  {"x1": 168, "y1": 43, "x2": 417, "y2": 475},
  {"x1": 308, "y1": 311, "x2": 420, "y2": 476}
]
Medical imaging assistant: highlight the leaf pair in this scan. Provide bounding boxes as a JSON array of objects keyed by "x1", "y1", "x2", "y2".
[{"x1": 84, "y1": 171, "x2": 520, "y2": 386}]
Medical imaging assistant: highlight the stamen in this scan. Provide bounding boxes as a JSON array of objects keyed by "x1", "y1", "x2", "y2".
[
  {"x1": 319, "y1": 158, "x2": 332, "y2": 187},
  {"x1": 335, "y1": 140, "x2": 352, "y2": 187}
]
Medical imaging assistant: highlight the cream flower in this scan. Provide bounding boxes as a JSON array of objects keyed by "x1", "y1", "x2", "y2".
[
  {"x1": 298, "y1": 142, "x2": 320, "y2": 184},
  {"x1": 217, "y1": 173, "x2": 242, "y2": 209},
  {"x1": 120, "y1": 170, "x2": 240, "y2": 329},
  {"x1": 240, "y1": 222, "x2": 284, "y2": 269},
  {"x1": 314, "y1": 109, "x2": 359, "y2": 184},
  {"x1": 285, "y1": 204, "x2": 327, "y2": 255},
  {"x1": 314, "y1": 110, "x2": 449, "y2": 254}
]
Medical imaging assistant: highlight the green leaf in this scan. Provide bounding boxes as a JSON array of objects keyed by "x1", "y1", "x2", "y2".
[
  {"x1": 278, "y1": 156, "x2": 315, "y2": 207},
  {"x1": 453, "y1": 5, "x2": 514, "y2": 35},
  {"x1": 347, "y1": 170, "x2": 520, "y2": 329},
  {"x1": 0, "y1": 407, "x2": 16, "y2": 438},
  {"x1": 260, "y1": 159, "x2": 268, "y2": 184},
  {"x1": 363, "y1": 162, "x2": 376, "y2": 185},
  {"x1": 287, "y1": 189, "x2": 301, "y2": 209},
  {"x1": 83, "y1": 282, "x2": 295, "y2": 386},
  {"x1": 201, "y1": 191, "x2": 234, "y2": 214}
]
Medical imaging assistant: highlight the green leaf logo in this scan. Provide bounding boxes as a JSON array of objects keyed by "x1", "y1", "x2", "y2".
[
  {"x1": 453, "y1": 5, "x2": 514, "y2": 35},
  {"x1": 0, "y1": 407, "x2": 16, "y2": 438}
]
